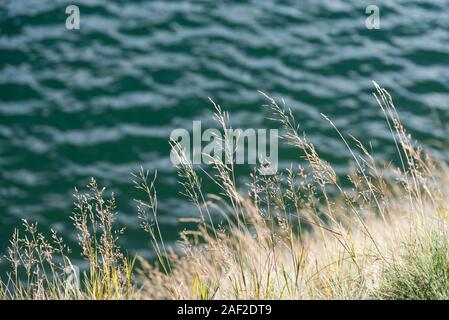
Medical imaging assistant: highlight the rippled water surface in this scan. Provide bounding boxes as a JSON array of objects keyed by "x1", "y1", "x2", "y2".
[{"x1": 1, "y1": 0, "x2": 449, "y2": 265}]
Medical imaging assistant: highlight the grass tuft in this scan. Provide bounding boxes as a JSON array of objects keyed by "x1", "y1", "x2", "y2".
[{"x1": 377, "y1": 230, "x2": 449, "y2": 300}]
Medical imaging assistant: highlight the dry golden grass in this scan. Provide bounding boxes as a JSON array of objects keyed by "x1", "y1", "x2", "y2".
[
  {"x1": 1, "y1": 82, "x2": 448, "y2": 300},
  {"x1": 138, "y1": 82, "x2": 449, "y2": 300}
]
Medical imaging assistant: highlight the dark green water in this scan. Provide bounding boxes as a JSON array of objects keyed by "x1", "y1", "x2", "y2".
[{"x1": 1, "y1": 0, "x2": 449, "y2": 268}]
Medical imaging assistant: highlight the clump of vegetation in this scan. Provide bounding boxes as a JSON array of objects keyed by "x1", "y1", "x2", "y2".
[
  {"x1": 1, "y1": 82, "x2": 449, "y2": 300},
  {"x1": 0, "y1": 179, "x2": 134, "y2": 300},
  {"x1": 139, "y1": 82, "x2": 449, "y2": 300},
  {"x1": 377, "y1": 230, "x2": 449, "y2": 300}
]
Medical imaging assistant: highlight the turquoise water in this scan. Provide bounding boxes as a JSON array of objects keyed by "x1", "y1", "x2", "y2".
[{"x1": 1, "y1": 0, "x2": 449, "y2": 267}]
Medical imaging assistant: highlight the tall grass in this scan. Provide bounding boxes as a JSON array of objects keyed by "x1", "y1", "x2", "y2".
[
  {"x1": 1, "y1": 82, "x2": 448, "y2": 300},
  {"x1": 0, "y1": 179, "x2": 135, "y2": 300},
  {"x1": 139, "y1": 82, "x2": 449, "y2": 300}
]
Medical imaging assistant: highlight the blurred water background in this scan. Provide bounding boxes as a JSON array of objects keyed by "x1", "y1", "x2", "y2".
[{"x1": 1, "y1": 0, "x2": 449, "y2": 269}]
